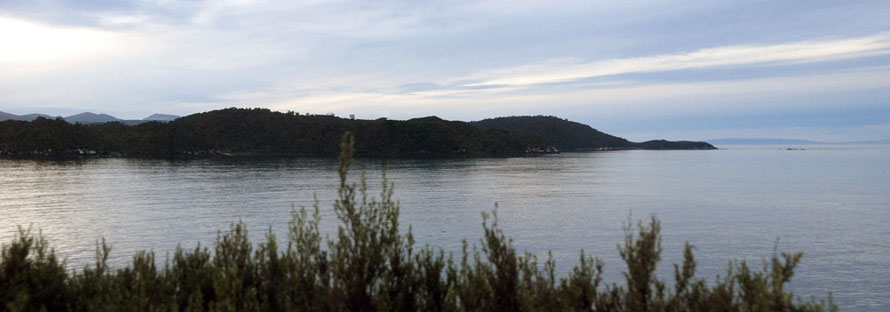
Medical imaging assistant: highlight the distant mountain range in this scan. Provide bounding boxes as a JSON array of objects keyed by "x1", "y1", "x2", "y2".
[
  {"x1": 0, "y1": 111, "x2": 53, "y2": 121},
  {"x1": 0, "y1": 111, "x2": 179, "y2": 124},
  {"x1": 64, "y1": 112, "x2": 121, "y2": 124},
  {"x1": 707, "y1": 138, "x2": 890, "y2": 145}
]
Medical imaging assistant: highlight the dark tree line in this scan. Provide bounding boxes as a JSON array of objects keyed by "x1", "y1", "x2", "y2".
[
  {"x1": 471, "y1": 115, "x2": 635, "y2": 151},
  {"x1": 0, "y1": 108, "x2": 714, "y2": 159}
]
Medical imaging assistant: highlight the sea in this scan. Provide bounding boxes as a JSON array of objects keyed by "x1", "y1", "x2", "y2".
[{"x1": 1, "y1": 145, "x2": 888, "y2": 310}]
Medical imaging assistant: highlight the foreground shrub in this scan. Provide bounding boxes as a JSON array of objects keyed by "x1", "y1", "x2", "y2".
[{"x1": 1, "y1": 134, "x2": 836, "y2": 311}]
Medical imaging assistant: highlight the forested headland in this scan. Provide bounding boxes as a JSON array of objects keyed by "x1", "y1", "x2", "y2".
[{"x1": 0, "y1": 108, "x2": 714, "y2": 158}]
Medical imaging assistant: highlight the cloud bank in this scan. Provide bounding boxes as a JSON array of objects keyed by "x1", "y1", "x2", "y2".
[{"x1": 0, "y1": 0, "x2": 888, "y2": 141}]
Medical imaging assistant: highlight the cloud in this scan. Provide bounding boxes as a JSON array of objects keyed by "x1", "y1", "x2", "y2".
[
  {"x1": 232, "y1": 38, "x2": 890, "y2": 120},
  {"x1": 198, "y1": 64, "x2": 888, "y2": 124},
  {"x1": 0, "y1": 16, "x2": 143, "y2": 77},
  {"x1": 462, "y1": 33, "x2": 890, "y2": 88},
  {"x1": 0, "y1": 1, "x2": 887, "y2": 140}
]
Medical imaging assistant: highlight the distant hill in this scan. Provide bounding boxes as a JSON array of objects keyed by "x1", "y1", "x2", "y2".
[
  {"x1": 0, "y1": 111, "x2": 54, "y2": 121},
  {"x1": 635, "y1": 140, "x2": 718, "y2": 150},
  {"x1": 0, "y1": 111, "x2": 19, "y2": 121},
  {"x1": 1, "y1": 108, "x2": 715, "y2": 158},
  {"x1": 64, "y1": 112, "x2": 121, "y2": 124},
  {"x1": 2, "y1": 111, "x2": 180, "y2": 125},
  {"x1": 20, "y1": 113, "x2": 54, "y2": 121},
  {"x1": 172, "y1": 110, "x2": 521, "y2": 156},
  {"x1": 143, "y1": 114, "x2": 179, "y2": 121},
  {"x1": 856, "y1": 138, "x2": 890, "y2": 144},
  {"x1": 471, "y1": 116, "x2": 634, "y2": 151},
  {"x1": 472, "y1": 116, "x2": 715, "y2": 151},
  {"x1": 708, "y1": 138, "x2": 890, "y2": 145}
]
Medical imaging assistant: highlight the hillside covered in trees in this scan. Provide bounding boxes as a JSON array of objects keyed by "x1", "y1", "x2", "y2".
[
  {"x1": 470, "y1": 116, "x2": 715, "y2": 151},
  {"x1": 0, "y1": 108, "x2": 714, "y2": 158}
]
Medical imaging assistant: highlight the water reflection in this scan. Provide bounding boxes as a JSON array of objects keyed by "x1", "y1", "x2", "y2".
[{"x1": 1, "y1": 146, "x2": 889, "y2": 310}]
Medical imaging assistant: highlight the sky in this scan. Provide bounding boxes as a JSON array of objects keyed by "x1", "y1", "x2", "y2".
[{"x1": 1, "y1": 0, "x2": 889, "y2": 142}]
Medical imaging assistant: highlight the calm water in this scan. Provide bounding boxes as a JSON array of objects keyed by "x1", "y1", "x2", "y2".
[{"x1": 2, "y1": 145, "x2": 889, "y2": 310}]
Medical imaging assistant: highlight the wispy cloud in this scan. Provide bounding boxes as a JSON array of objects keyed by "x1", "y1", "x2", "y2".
[
  {"x1": 461, "y1": 33, "x2": 890, "y2": 88},
  {"x1": 206, "y1": 64, "x2": 890, "y2": 123},
  {"x1": 250, "y1": 34, "x2": 890, "y2": 110}
]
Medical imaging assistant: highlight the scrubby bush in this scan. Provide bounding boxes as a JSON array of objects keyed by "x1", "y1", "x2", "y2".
[{"x1": 1, "y1": 134, "x2": 835, "y2": 311}]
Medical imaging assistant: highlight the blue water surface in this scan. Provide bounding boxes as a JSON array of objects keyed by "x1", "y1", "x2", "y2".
[{"x1": 1, "y1": 145, "x2": 888, "y2": 310}]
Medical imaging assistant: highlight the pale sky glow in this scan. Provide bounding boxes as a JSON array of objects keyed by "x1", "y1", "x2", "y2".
[
  {"x1": 0, "y1": 16, "x2": 134, "y2": 75},
  {"x1": 1, "y1": 0, "x2": 889, "y2": 141}
]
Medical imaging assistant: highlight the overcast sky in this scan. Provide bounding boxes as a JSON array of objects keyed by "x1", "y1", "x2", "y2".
[{"x1": 1, "y1": 0, "x2": 888, "y2": 141}]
